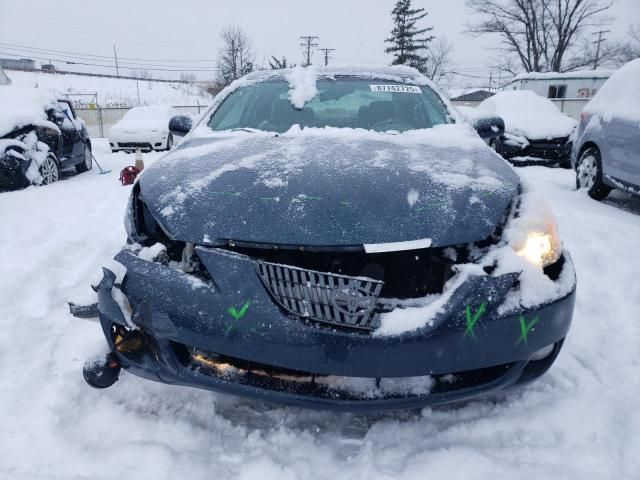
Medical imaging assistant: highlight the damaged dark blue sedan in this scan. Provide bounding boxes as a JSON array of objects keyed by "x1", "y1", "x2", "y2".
[{"x1": 86, "y1": 67, "x2": 576, "y2": 411}]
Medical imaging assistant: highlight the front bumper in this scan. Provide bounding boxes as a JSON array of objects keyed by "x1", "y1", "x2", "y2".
[
  {"x1": 501, "y1": 136, "x2": 572, "y2": 163},
  {"x1": 96, "y1": 247, "x2": 576, "y2": 411},
  {"x1": 109, "y1": 132, "x2": 167, "y2": 152},
  {"x1": 0, "y1": 151, "x2": 30, "y2": 190}
]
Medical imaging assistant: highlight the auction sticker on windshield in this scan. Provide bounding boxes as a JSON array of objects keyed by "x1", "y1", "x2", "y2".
[{"x1": 370, "y1": 85, "x2": 422, "y2": 93}]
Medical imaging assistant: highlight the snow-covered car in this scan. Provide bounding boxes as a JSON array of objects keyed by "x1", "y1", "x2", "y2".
[
  {"x1": 86, "y1": 67, "x2": 576, "y2": 411},
  {"x1": 572, "y1": 59, "x2": 640, "y2": 200},
  {"x1": 477, "y1": 91, "x2": 577, "y2": 166},
  {"x1": 108, "y1": 106, "x2": 179, "y2": 153},
  {"x1": 0, "y1": 87, "x2": 92, "y2": 190}
]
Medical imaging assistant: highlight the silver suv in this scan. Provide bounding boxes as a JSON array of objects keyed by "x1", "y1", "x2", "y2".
[{"x1": 572, "y1": 59, "x2": 640, "y2": 200}]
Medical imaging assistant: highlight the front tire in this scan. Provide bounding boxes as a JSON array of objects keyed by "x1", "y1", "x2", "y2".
[
  {"x1": 166, "y1": 133, "x2": 174, "y2": 151},
  {"x1": 39, "y1": 153, "x2": 60, "y2": 185},
  {"x1": 76, "y1": 143, "x2": 92, "y2": 173},
  {"x1": 576, "y1": 147, "x2": 611, "y2": 200}
]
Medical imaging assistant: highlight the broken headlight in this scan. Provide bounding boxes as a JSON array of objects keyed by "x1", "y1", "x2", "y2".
[{"x1": 124, "y1": 184, "x2": 165, "y2": 245}]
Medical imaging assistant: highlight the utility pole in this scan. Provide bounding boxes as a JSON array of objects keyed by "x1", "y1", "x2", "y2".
[
  {"x1": 113, "y1": 44, "x2": 120, "y2": 77},
  {"x1": 318, "y1": 47, "x2": 336, "y2": 66},
  {"x1": 592, "y1": 30, "x2": 611, "y2": 70},
  {"x1": 489, "y1": 71, "x2": 493, "y2": 92},
  {"x1": 299, "y1": 35, "x2": 319, "y2": 67}
]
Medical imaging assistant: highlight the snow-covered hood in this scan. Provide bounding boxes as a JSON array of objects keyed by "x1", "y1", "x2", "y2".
[
  {"x1": 110, "y1": 119, "x2": 169, "y2": 134},
  {"x1": 0, "y1": 86, "x2": 60, "y2": 138},
  {"x1": 138, "y1": 125, "x2": 520, "y2": 248},
  {"x1": 502, "y1": 113, "x2": 576, "y2": 140}
]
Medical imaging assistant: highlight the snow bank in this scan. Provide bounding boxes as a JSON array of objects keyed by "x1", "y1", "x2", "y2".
[
  {"x1": 584, "y1": 58, "x2": 640, "y2": 122},
  {"x1": 478, "y1": 90, "x2": 576, "y2": 139},
  {"x1": 5, "y1": 69, "x2": 212, "y2": 108},
  {"x1": 0, "y1": 86, "x2": 59, "y2": 137}
]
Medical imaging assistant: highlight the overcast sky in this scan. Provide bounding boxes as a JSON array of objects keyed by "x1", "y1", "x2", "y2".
[{"x1": 0, "y1": 0, "x2": 637, "y2": 88}]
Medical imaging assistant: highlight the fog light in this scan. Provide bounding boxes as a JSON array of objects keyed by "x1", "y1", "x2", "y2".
[{"x1": 530, "y1": 344, "x2": 555, "y2": 361}]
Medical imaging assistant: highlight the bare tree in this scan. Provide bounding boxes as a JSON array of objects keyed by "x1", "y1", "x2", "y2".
[
  {"x1": 268, "y1": 56, "x2": 294, "y2": 69},
  {"x1": 418, "y1": 37, "x2": 454, "y2": 84},
  {"x1": 467, "y1": 0, "x2": 614, "y2": 73},
  {"x1": 215, "y1": 26, "x2": 255, "y2": 86},
  {"x1": 617, "y1": 24, "x2": 640, "y2": 64},
  {"x1": 180, "y1": 72, "x2": 197, "y2": 82},
  {"x1": 129, "y1": 69, "x2": 152, "y2": 79}
]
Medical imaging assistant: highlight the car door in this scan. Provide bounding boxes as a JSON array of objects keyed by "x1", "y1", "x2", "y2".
[
  {"x1": 605, "y1": 116, "x2": 640, "y2": 188},
  {"x1": 56, "y1": 101, "x2": 85, "y2": 166}
]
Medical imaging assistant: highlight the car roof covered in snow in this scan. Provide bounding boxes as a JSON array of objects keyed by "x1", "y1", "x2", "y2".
[
  {"x1": 240, "y1": 65, "x2": 433, "y2": 84},
  {"x1": 0, "y1": 86, "x2": 60, "y2": 138},
  {"x1": 584, "y1": 58, "x2": 640, "y2": 122}
]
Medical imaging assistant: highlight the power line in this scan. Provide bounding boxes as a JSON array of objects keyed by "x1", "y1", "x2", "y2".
[
  {"x1": 0, "y1": 42, "x2": 217, "y2": 63},
  {"x1": 299, "y1": 36, "x2": 319, "y2": 67},
  {"x1": 0, "y1": 51, "x2": 219, "y2": 72},
  {"x1": 318, "y1": 47, "x2": 336, "y2": 66}
]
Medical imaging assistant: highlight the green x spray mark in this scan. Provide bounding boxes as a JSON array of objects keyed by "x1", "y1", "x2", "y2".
[
  {"x1": 464, "y1": 303, "x2": 486, "y2": 339},
  {"x1": 517, "y1": 315, "x2": 539, "y2": 345},
  {"x1": 225, "y1": 300, "x2": 251, "y2": 336}
]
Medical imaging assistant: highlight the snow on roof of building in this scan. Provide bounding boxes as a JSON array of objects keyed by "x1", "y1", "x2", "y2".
[{"x1": 509, "y1": 69, "x2": 614, "y2": 83}]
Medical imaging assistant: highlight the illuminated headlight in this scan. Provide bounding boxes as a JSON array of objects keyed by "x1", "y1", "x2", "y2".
[
  {"x1": 515, "y1": 230, "x2": 561, "y2": 267},
  {"x1": 504, "y1": 191, "x2": 562, "y2": 268}
]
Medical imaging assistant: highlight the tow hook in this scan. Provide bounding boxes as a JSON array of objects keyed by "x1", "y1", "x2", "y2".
[{"x1": 83, "y1": 352, "x2": 121, "y2": 389}]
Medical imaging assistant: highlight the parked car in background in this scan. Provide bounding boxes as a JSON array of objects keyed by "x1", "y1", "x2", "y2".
[
  {"x1": 0, "y1": 87, "x2": 92, "y2": 190},
  {"x1": 477, "y1": 91, "x2": 577, "y2": 167},
  {"x1": 108, "y1": 106, "x2": 179, "y2": 153},
  {"x1": 572, "y1": 59, "x2": 640, "y2": 200},
  {"x1": 86, "y1": 67, "x2": 576, "y2": 412}
]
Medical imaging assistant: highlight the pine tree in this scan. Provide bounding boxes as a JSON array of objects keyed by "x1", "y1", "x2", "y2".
[{"x1": 385, "y1": 0, "x2": 434, "y2": 68}]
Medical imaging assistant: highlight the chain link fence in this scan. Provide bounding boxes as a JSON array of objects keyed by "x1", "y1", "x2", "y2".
[{"x1": 76, "y1": 105, "x2": 207, "y2": 138}]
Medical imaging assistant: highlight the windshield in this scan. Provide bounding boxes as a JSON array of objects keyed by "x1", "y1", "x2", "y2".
[{"x1": 207, "y1": 77, "x2": 450, "y2": 133}]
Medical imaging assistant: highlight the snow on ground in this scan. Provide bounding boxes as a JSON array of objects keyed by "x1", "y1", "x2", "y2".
[
  {"x1": 0, "y1": 153, "x2": 639, "y2": 479},
  {"x1": 5, "y1": 70, "x2": 212, "y2": 107}
]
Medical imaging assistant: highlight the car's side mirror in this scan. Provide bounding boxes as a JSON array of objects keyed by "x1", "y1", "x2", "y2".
[
  {"x1": 169, "y1": 115, "x2": 193, "y2": 136},
  {"x1": 473, "y1": 116, "x2": 505, "y2": 140}
]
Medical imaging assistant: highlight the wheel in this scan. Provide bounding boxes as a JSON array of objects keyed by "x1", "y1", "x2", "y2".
[
  {"x1": 575, "y1": 147, "x2": 611, "y2": 200},
  {"x1": 76, "y1": 143, "x2": 92, "y2": 173},
  {"x1": 166, "y1": 133, "x2": 174, "y2": 150},
  {"x1": 39, "y1": 153, "x2": 60, "y2": 185}
]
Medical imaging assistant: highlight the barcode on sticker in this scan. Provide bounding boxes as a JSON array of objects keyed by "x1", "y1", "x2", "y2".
[{"x1": 369, "y1": 85, "x2": 422, "y2": 94}]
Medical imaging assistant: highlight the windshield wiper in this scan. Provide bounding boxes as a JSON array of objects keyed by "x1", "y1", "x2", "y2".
[{"x1": 229, "y1": 127, "x2": 261, "y2": 133}]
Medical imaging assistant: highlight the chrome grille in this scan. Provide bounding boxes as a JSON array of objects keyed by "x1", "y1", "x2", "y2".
[{"x1": 254, "y1": 260, "x2": 384, "y2": 330}]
